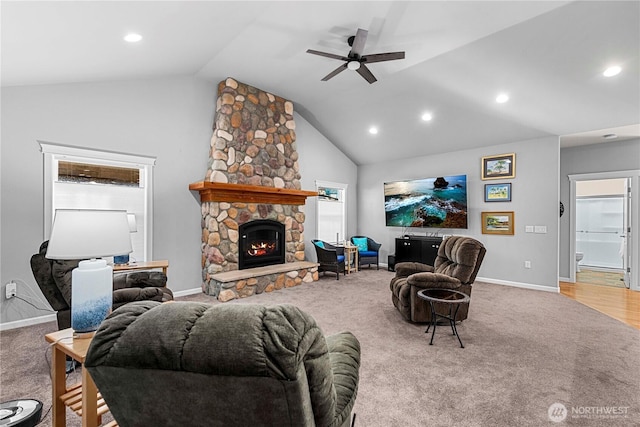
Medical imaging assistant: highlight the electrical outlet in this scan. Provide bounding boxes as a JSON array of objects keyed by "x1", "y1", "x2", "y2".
[
  {"x1": 524, "y1": 261, "x2": 531, "y2": 269},
  {"x1": 6, "y1": 282, "x2": 17, "y2": 299}
]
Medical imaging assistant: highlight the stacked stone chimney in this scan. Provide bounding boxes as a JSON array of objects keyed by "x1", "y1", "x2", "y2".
[{"x1": 194, "y1": 78, "x2": 317, "y2": 300}]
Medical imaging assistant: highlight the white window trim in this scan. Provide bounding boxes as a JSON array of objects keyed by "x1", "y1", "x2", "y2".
[{"x1": 39, "y1": 141, "x2": 156, "y2": 260}]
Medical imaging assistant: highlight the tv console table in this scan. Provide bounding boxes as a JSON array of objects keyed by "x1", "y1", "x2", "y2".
[{"x1": 393, "y1": 235, "x2": 443, "y2": 269}]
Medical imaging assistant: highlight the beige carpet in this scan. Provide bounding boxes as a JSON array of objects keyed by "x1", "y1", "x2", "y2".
[{"x1": 1, "y1": 269, "x2": 639, "y2": 426}]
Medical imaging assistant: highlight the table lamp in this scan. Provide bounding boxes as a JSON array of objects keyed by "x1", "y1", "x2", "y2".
[{"x1": 46, "y1": 209, "x2": 132, "y2": 337}]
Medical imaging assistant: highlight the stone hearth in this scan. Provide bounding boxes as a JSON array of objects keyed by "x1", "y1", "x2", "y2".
[{"x1": 190, "y1": 78, "x2": 318, "y2": 301}]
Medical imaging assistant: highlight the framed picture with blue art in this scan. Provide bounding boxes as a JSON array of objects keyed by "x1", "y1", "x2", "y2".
[{"x1": 484, "y1": 183, "x2": 511, "y2": 202}]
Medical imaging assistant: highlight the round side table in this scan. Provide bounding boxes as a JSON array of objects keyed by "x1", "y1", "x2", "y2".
[{"x1": 417, "y1": 288, "x2": 470, "y2": 348}]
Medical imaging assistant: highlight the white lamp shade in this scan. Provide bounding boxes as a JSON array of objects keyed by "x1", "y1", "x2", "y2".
[{"x1": 46, "y1": 209, "x2": 133, "y2": 259}]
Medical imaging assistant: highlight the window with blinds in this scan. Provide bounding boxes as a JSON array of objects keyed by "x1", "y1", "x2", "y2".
[{"x1": 40, "y1": 142, "x2": 156, "y2": 262}]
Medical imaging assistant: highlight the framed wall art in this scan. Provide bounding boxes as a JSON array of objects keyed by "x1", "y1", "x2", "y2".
[
  {"x1": 481, "y1": 211, "x2": 514, "y2": 235},
  {"x1": 484, "y1": 183, "x2": 512, "y2": 202},
  {"x1": 481, "y1": 153, "x2": 515, "y2": 180}
]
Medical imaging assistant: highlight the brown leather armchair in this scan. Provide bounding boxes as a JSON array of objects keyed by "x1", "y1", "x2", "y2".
[
  {"x1": 390, "y1": 236, "x2": 486, "y2": 323},
  {"x1": 30, "y1": 241, "x2": 173, "y2": 330}
]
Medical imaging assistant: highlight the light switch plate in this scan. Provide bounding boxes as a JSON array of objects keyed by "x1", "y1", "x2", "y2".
[
  {"x1": 525, "y1": 226, "x2": 534, "y2": 233},
  {"x1": 534, "y1": 225, "x2": 547, "y2": 234}
]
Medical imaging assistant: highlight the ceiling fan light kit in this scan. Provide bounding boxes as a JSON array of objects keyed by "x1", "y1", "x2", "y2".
[{"x1": 307, "y1": 28, "x2": 405, "y2": 84}]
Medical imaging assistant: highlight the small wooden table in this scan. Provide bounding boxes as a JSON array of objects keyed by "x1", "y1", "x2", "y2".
[
  {"x1": 343, "y1": 244, "x2": 358, "y2": 274},
  {"x1": 45, "y1": 329, "x2": 117, "y2": 427},
  {"x1": 113, "y1": 260, "x2": 169, "y2": 276}
]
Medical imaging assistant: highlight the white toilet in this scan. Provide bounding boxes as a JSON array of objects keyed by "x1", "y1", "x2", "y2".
[{"x1": 576, "y1": 252, "x2": 584, "y2": 272}]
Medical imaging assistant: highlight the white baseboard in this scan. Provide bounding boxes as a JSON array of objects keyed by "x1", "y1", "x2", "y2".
[
  {"x1": 558, "y1": 276, "x2": 573, "y2": 283},
  {"x1": 476, "y1": 276, "x2": 559, "y2": 293},
  {"x1": 172, "y1": 287, "x2": 205, "y2": 298},
  {"x1": 0, "y1": 313, "x2": 56, "y2": 331}
]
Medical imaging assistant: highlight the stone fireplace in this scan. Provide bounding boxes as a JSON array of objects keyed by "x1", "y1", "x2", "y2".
[{"x1": 190, "y1": 78, "x2": 318, "y2": 302}]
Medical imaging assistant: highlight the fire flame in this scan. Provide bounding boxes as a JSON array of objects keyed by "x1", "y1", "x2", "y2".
[{"x1": 247, "y1": 241, "x2": 276, "y2": 257}]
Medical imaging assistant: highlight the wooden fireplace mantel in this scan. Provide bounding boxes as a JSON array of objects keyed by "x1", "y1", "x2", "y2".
[{"x1": 189, "y1": 181, "x2": 318, "y2": 205}]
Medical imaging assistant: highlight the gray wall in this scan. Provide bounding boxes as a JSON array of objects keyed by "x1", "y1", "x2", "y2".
[
  {"x1": 358, "y1": 136, "x2": 560, "y2": 289},
  {"x1": 559, "y1": 138, "x2": 640, "y2": 278},
  {"x1": 0, "y1": 76, "x2": 358, "y2": 326},
  {"x1": 296, "y1": 115, "x2": 359, "y2": 262}
]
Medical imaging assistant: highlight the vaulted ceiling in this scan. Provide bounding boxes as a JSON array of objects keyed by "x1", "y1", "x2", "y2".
[{"x1": 2, "y1": 1, "x2": 638, "y2": 165}]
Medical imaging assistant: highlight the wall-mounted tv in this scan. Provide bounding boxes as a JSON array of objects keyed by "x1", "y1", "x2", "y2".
[{"x1": 384, "y1": 175, "x2": 468, "y2": 229}]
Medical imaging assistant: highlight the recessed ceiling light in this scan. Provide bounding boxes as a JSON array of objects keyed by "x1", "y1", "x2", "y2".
[
  {"x1": 421, "y1": 112, "x2": 433, "y2": 122},
  {"x1": 495, "y1": 93, "x2": 509, "y2": 104},
  {"x1": 602, "y1": 133, "x2": 618, "y2": 140},
  {"x1": 124, "y1": 33, "x2": 143, "y2": 43},
  {"x1": 369, "y1": 127, "x2": 378, "y2": 135},
  {"x1": 603, "y1": 66, "x2": 621, "y2": 77}
]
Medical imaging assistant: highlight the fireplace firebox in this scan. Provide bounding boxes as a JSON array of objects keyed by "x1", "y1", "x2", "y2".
[{"x1": 238, "y1": 220, "x2": 285, "y2": 270}]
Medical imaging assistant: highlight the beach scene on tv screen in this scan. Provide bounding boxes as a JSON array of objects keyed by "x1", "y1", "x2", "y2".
[{"x1": 384, "y1": 175, "x2": 468, "y2": 228}]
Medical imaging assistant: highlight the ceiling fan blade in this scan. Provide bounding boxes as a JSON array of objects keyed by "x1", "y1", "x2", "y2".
[
  {"x1": 321, "y1": 63, "x2": 348, "y2": 81},
  {"x1": 349, "y1": 28, "x2": 368, "y2": 57},
  {"x1": 306, "y1": 49, "x2": 349, "y2": 62},
  {"x1": 356, "y1": 63, "x2": 377, "y2": 84},
  {"x1": 362, "y1": 51, "x2": 405, "y2": 64}
]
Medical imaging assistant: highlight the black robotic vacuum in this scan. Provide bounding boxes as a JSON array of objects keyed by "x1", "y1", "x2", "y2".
[{"x1": 0, "y1": 400, "x2": 42, "y2": 427}]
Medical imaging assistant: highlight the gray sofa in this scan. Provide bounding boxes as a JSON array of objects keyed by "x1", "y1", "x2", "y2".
[{"x1": 85, "y1": 301, "x2": 360, "y2": 427}]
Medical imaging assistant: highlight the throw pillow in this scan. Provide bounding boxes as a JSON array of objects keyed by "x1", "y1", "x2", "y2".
[
  {"x1": 314, "y1": 241, "x2": 325, "y2": 248},
  {"x1": 352, "y1": 237, "x2": 368, "y2": 252}
]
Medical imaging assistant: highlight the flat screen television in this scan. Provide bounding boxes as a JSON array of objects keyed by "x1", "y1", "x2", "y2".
[{"x1": 384, "y1": 175, "x2": 467, "y2": 228}]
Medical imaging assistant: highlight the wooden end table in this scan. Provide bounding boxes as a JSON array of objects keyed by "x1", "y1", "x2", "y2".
[
  {"x1": 343, "y1": 244, "x2": 358, "y2": 274},
  {"x1": 113, "y1": 260, "x2": 169, "y2": 276},
  {"x1": 45, "y1": 329, "x2": 117, "y2": 427}
]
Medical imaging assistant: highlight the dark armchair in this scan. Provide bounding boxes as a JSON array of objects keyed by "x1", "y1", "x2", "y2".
[
  {"x1": 350, "y1": 236, "x2": 381, "y2": 270},
  {"x1": 312, "y1": 239, "x2": 346, "y2": 280},
  {"x1": 390, "y1": 235, "x2": 486, "y2": 323},
  {"x1": 85, "y1": 301, "x2": 361, "y2": 427},
  {"x1": 30, "y1": 240, "x2": 174, "y2": 330}
]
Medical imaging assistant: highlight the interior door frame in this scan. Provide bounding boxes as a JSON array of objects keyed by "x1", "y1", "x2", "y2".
[{"x1": 568, "y1": 170, "x2": 639, "y2": 291}]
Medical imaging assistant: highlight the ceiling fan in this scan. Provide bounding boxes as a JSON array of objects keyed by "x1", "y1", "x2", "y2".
[{"x1": 306, "y1": 28, "x2": 405, "y2": 84}]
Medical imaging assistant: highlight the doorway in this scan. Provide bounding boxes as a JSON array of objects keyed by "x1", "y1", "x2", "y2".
[
  {"x1": 568, "y1": 170, "x2": 639, "y2": 291},
  {"x1": 575, "y1": 179, "x2": 626, "y2": 288}
]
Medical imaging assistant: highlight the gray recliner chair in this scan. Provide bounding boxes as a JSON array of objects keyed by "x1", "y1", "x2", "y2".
[
  {"x1": 30, "y1": 240, "x2": 173, "y2": 330},
  {"x1": 85, "y1": 301, "x2": 361, "y2": 427},
  {"x1": 390, "y1": 235, "x2": 486, "y2": 323}
]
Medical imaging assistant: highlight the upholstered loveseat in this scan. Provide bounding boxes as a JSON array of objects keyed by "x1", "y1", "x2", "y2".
[{"x1": 85, "y1": 301, "x2": 360, "y2": 427}]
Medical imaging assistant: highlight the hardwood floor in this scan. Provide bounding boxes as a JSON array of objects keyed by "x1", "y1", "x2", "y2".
[{"x1": 559, "y1": 280, "x2": 640, "y2": 330}]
